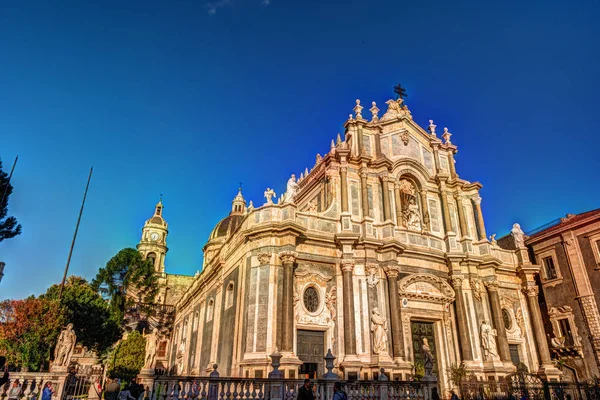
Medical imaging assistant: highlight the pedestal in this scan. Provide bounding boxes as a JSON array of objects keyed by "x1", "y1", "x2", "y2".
[
  {"x1": 340, "y1": 355, "x2": 362, "y2": 380},
  {"x1": 537, "y1": 364, "x2": 562, "y2": 382},
  {"x1": 138, "y1": 368, "x2": 156, "y2": 392}
]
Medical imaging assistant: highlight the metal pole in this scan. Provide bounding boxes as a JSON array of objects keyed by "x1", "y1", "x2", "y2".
[
  {"x1": 59, "y1": 166, "x2": 93, "y2": 300},
  {"x1": 0, "y1": 155, "x2": 18, "y2": 209}
]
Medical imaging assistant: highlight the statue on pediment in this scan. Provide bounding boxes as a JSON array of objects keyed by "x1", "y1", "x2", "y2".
[{"x1": 282, "y1": 174, "x2": 298, "y2": 204}]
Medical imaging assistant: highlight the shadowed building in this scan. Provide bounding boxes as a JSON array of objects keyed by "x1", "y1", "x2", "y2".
[
  {"x1": 525, "y1": 209, "x2": 600, "y2": 382},
  {"x1": 137, "y1": 94, "x2": 561, "y2": 391}
]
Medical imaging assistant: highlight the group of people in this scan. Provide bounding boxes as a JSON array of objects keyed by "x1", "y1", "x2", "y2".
[
  {"x1": 297, "y1": 379, "x2": 348, "y2": 400},
  {"x1": 103, "y1": 378, "x2": 147, "y2": 400},
  {"x1": 0, "y1": 356, "x2": 56, "y2": 400}
]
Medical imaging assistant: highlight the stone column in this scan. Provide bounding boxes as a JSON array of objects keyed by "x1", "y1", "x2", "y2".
[
  {"x1": 523, "y1": 284, "x2": 553, "y2": 366},
  {"x1": 472, "y1": 197, "x2": 487, "y2": 241},
  {"x1": 419, "y1": 190, "x2": 430, "y2": 232},
  {"x1": 360, "y1": 169, "x2": 369, "y2": 218},
  {"x1": 340, "y1": 166, "x2": 349, "y2": 213},
  {"x1": 448, "y1": 153, "x2": 458, "y2": 179},
  {"x1": 381, "y1": 175, "x2": 391, "y2": 221},
  {"x1": 485, "y1": 281, "x2": 511, "y2": 362},
  {"x1": 450, "y1": 276, "x2": 473, "y2": 360},
  {"x1": 394, "y1": 185, "x2": 403, "y2": 227},
  {"x1": 279, "y1": 251, "x2": 297, "y2": 353},
  {"x1": 341, "y1": 259, "x2": 357, "y2": 355},
  {"x1": 440, "y1": 190, "x2": 453, "y2": 233},
  {"x1": 385, "y1": 268, "x2": 403, "y2": 358},
  {"x1": 455, "y1": 195, "x2": 469, "y2": 238}
]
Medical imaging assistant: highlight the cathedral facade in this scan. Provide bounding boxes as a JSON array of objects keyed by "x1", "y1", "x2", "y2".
[{"x1": 136, "y1": 95, "x2": 560, "y2": 393}]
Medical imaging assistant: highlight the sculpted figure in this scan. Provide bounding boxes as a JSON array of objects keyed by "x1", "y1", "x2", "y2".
[
  {"x1": 404, "y1": 197, "x2": 422, "y2": 231},
  {"x1": 422, "y1": 337, "x2": 434, "y2": 366},
  {"x1": 54, "y1": 323, "x2": 77, "y2": 367},
  {"x1": 480, "y1": 321, "x2": 499, "y2": 360},
  {"x1": 143, "y1": 328, "x2": 159, "y2": 370},
  {"x1": 511, "y1": 223, "x2": 525, "y2": 248},
  {"x1": 264, "y1": 188, "x2": 276, "y2": 205},
  {"x1": 370, "y1": 307, "x2": 388, "y2": 354},
  {"x1": 282, "y1": 174, "x2": 298, "y2": 204}
]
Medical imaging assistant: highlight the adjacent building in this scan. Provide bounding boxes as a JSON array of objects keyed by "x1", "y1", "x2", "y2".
[
  {"x1": 134, "y1": 94, "x2": 563, "y2": 393},
  {"x1": 525, "y1": 209, "x2": 600, "y2": 382}
]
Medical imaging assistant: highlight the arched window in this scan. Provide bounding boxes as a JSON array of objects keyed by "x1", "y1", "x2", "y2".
[
  {"x1": 225, "y1": 282, "x2": 234, "y2": 309},
  {"x1": 206, "y1": 299, "x2": 214, "y2": 322},
  {"x1": 192, "y1": 311, "x2": 199, "y2": 331},
  {"x1": 147, "y1": 252, "x2": 157, "y2": 267}
]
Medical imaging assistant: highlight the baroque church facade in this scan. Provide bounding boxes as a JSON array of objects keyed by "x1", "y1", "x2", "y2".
[{"x1": 135, "y1": 95, "x2": 561, "y2": 393}]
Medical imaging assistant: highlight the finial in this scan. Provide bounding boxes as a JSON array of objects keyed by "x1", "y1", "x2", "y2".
[
  {"x1": 304, "y1": 167, "x2": 309, "y2": 176},
  {"x1": 348, "y1": 113, "x2": 354, "y2": 121},
  {"x1": 299, "y1": 172, "x2": 304, "y2": 180},
  {"x1": 336, "y1": 133, "x2": 342, "y2": 144},
  {"x1": 353, "y1": 99, "x2": 363, "y2": 119},
  {"x1": 238, "y1": 181, "x2": 243, "y2": 192},
  {"x1": 370, "y1": 101, "x2": 380, "y2": 122},
  {"x1": 442, "y1": 127, "x2": 452, "y2": 144},
  {"x1": 159, "y1": 193, "x2": 163, "y2": 203},
  {"x1": 393, "y1": 83, "x2": 408, "y2": 103},
  {"x1": 330, "y1": 139, "x2": 335, "y2": 150},
  {"x1": 428, "y1": 120, "x2": 437, "y2": 136}
]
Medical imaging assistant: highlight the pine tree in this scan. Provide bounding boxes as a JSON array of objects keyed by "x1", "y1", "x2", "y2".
[{"x1": 0, "y1": 158, "x2": 22, "y2": 243}]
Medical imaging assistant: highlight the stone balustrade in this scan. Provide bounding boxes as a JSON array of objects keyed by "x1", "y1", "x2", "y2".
[{"x1": 0, "y1": 372, "x2": 64, "y2": 400}]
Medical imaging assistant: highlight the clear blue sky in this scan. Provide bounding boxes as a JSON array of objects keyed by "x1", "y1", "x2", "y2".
[{"x1": 1, "y1": 0, "x2": 599, "y2": 300}]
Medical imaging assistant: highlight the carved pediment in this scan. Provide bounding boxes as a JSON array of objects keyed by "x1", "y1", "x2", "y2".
[
  {"x1": 398, "y1": 274, "x2": 455, "y2": 302},
  {"x1": 295, "y1": 270, "x2": 332, "y2": 287}
]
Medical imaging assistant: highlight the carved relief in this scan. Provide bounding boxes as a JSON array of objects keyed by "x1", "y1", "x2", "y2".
[
  {"x1": 294, "y1": 271, "x2": 335, "y2": 328},
  {"x1": 257, "y1": 252, "x2": 271, "y2": 265},
  {"x1": 365, "y1": 264, "x2": 380, "y2": 288},
  {"x1": 400, "y1": 130, "x2": 409, "y2": 146},
  {"x1": 469, "y1": 278, "x2": 483, "y2": 302},
  {"x1": 501, "y1": 297, "x2": 522, "y2": 340},
  {"x1": 398, "y1": 274, "x2": 455, "y2": 302}
]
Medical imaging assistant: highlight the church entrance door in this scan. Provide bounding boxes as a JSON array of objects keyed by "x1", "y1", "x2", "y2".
[
  {"x1": 411, "y1": 321, "x2": 437, "y2": 374},
  {"x1": 297, "y1": 330, "x2": 325, "y2": 379}
]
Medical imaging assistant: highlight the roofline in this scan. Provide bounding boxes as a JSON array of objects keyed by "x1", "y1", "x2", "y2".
[{"x1": 526, "y1": 210, "x2": 600, "y2": 245}]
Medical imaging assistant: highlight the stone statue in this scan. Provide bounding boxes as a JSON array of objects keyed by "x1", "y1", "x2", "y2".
[
  {"x1": 551, "y1": 336, "x2": 566, "y2": 348},
  {"x1": 370, "y1": 307, "x2": 388, "y2": 354},
  {"x1": 143, "y1": 328, "x2": 159, "y2": 370},
  {"x1": 54, "y1": 323, "x2": 77, "y2": 368},
  {"x1": 480, "y1": 321, "x2": 499, "y2": 360},
  {"x1": 404, "y1": 197, "x2": 422, "y2": 231},
  {"x1": 422, "y1": 337, "x2": 434, "y2": 366},
  {"x1": 247, "y1": 200, "x2": 254, "y2": 213},
  {"x1": 264, "y1": 188, "x2": 276, "y2": 205},
  {"x1": 489, "y1": 233, "x2": 497, "y2": 245},
  {"x1": 282, "y1": 174, "x2": 298, "y2": 204},
  {"x1": 511, "y1": 223, "x2": 525, "y2": 248}
]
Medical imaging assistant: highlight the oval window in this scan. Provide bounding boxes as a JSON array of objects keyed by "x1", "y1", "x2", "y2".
[
  {"x1": 502, "y1": 309, "x2": 512, "y2": 330},
  {"x1": 303, "y1": 286, "x2": 320, "y2": 313}
]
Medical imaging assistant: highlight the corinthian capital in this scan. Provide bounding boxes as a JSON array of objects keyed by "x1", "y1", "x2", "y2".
[
  {"x1": 382, "y1": 266, "x2": 399, "y2": 279},
  {"x1": 380, "y1": 174, "x2": 390, "y2": 182},
  {"x1": 484, "y1": 279, "x2": 499, "y2": 292},
  {"x1": 522, "y1": 283, "x2": 539, "y2": 297},
  {"x1": 472, "y1": 196, "x2": 482, "y2": 206},
  {"x1": 449, "y1": 275, "x2": 464, "y2": 289},
  {"x1": 340, "y1": 259, "x2": 355, "y2": 273},
  {"x1": 278, "y1": 251, "x2": 298, "y2": 265}
]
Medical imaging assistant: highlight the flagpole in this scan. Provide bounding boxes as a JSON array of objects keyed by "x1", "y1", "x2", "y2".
[
  {"x1": 0, "y1": 155, "x2": 18, "y2": 208},
  {"x1": 58, "y1": 166, "x2": 93, "y2": 300}
]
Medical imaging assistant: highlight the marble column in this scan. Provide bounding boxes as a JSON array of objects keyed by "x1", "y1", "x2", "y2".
[
  {"x1": 450, "y1": 276, "x2": 473, "y2": 360},
  {"x1": 340, "y1": 166, "x2": 349, "y2": 213},
  {"x1": 381, "y1": 175, "x2": 391, "y2": 221},
  {"x1": 523, "y1": 284, "x2": 553, "y2": 366},
  {"x1": 360, "y1": 169, "x2": 369, "y2": 218},
  {"x1": 472, "y1": 197, "x2": 487, "y2": 241},
  {"x1": 440, "y1": 190, "x2": 453, "y2": 233},
  {"x1": 279, "y1": 251, "x2": 297, "y2": 352},
  {"x1": 385, "y1": 268, "x2": 403, "y2": 358},
  {"x1": 394, "y1": 185, "x2": 403, "y2": 227},
  {"x1": 485, "y1": 281, "x2": 511, "y2": 362},
  {"x1": 455, "y1": 195, "x2": 469, "y2": 238},
  {"x1": 341, "y1": 259, "x2": 357, "y2": 355}
]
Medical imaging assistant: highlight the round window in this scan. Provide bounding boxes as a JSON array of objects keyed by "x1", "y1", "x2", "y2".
[
  {"x1": 303, "y1": 286, "x2": 320, "y2": 313},
  {"x1": 502, "y1": 309, "x2": 512, "y2": 330}
]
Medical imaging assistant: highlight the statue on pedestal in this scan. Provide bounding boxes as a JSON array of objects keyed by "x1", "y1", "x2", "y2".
[
  {"x1": 371, "y1": 308, "x2": 388, "y2": 355},
  {"x1": 480, "y1": 321, "x2": 499, "y2": 360},
  {"x1": 54, "y1": 323, "x2": 77, "y2": 368},
  {"x1": 511, "y1": 223, "x2": 525, "y2": 248},
  {"x1": 282, "y1": 174, "x2": 298, "y2": 204},
  {"x1": 264, "y1": 188, "x2": 276, "y2": 205},
  {"x1": 143, "y1": 328, "x2": 159, "y2": 370}
]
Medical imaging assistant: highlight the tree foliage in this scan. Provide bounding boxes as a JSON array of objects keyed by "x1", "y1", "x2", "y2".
[
  {"x1": 0, "y1": 157, "x2": 22, "y2": 243},
  {"x1": 92, "y1": 248, "x2": 160, "y2": 322},
  {"x1": 107, "y1": 330, "x2": 145, "y2": 382},
  {"x1": 42, "y1": 276, "x2": 121, "y2": 354},
  {"x1": 0, "y1": 298, "x2": 65, "y2": 371}
]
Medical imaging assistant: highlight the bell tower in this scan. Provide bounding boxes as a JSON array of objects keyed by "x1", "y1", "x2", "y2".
[{"x1": 137, "y1": 198, "x2": 169, "y2": 275}]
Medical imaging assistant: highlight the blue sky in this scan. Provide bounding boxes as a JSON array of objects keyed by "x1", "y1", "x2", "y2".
[{"x1": 1, "y1": 0, "x2": 599, "y2": 300}]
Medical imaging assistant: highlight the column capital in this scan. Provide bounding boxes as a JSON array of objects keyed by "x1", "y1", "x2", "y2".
[
  {"x1": 340, "y1": 259, "x2": 355, "y2": 272},
  {"x1": 278, "y1": 251, "x2": 298, "y2": 265},
  {"x1": 360, "y1": 170, "x2": 368, "y2": 179},
  {"x1": 340, "y1": 166, "x2": 348, "y2": 173},
  {"x1": 522, "y1": 283, "x2": 539, "y2": 297},
  {"x1": 383, "y1": 266, "x2": 400, "y2": 278},
  {"x1": 484, "y1": 279, "x2": 499, "y2": 292},
  {"x1": 257, "y1": 252, "x2": 272, "y2": 265},
  {"x1": 472, "y1": 196, "x2": 482, "y2": 206},
  {"x1": 380, "y1": 174, "x2": 390, "y2": 182},
  {"x1": 454, "y1": 193, "x2": 465, "y2": 202},
  {"x1": 449, "y1": 275, "x2": 464, "y2": 289}
]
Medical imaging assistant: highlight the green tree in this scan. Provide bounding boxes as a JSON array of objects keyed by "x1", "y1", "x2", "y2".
[
  {"x1": 0, "y1": 157, "x2": 22, "y2": 243},
  {"x1": 108, "y1": 330, "x2": 145, "y2": 382},
  {"x1": 91, "y1": 248, "x2": 159, "y2": 322},
  {"x1": 0, "y1": 297, "x2": 65, "y2": 371},
  {"x1": 42, "y1": 276, "x2": 121, "y2": 354}
]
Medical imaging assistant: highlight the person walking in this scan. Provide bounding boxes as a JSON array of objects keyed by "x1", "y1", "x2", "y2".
[
  {"x1": 332, "y1": 382, "x2": 347, "y2": 400},
  {"x1": 297, "y1": 379, "x2": 314, "y2": 400},
  {"x1": 104, "y1": 379, "x2": 121, "y2": 400},
  {"x1": 7, "y1": 380, "x2": 22, "y2": 400},
  {"x1": 41, "y1": 382, "x2": 55, "y2": 400}
]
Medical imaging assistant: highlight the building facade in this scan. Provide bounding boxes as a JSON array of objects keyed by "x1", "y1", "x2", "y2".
[
  {"x1": 525, "y1": 209, "x2": 600, "y2": 382},
  {"x1": 139, "y1": 95, "x2": 561, "y2": 392}
]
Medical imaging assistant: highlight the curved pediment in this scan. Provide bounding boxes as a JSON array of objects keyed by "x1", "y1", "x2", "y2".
[{"x1": 398, "y1": 273, "x2": 455, "y2": 302}]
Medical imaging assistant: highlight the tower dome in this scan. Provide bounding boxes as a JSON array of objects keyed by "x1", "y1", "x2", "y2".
[{"x1": 208, "y1": 188, "x2": 247, "y2": 241}]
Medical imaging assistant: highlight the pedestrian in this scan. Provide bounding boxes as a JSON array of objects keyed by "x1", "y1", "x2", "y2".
[
  {"x1": 129, "y1": 378, "x2": 140, "y2": 400},
  {"x1": 450, "y1": 390, "x2": 460, "y2": 400},
  {"x1": 431, "y1": 387, "x2": 440, "y2": 400},
  {"x1": 332, "y1": 382, "x2": 347, "y2": 400},
  {"x1": 7, "y1": 380, "x2": 22, "y2": 400},
  {"x1": 297, "y1": 379, "x2": 314, "y2": 400},
  {"x1": 0, "y1": 356, "x2": 9, "y2": 387},
  {"x1": 118, "y1": 385, "x2": 136, "y2": 400},
  {"x1": 104, "y1": 378, "x2": 121, "y2": 400},
  {"x1": 41, "y1": 382, "x2": 55, "y2": 400}
]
